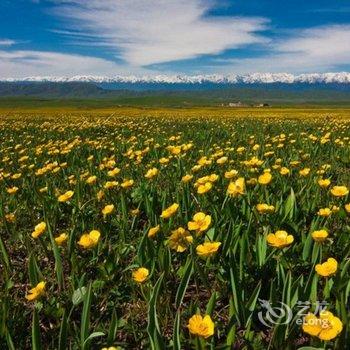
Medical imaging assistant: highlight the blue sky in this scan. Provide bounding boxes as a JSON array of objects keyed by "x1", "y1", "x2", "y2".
[{"x1": 0, "y1": 0, "x2": 349, "y2": 77}]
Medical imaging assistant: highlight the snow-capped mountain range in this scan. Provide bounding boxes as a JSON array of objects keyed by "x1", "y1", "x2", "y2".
[{"x1": 2, "y1": 72, "x2": 350, "y2": 84}]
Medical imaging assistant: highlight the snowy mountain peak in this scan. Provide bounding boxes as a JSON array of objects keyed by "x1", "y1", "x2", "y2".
[{"x1": 1, "y1": 72, "x2": 350, "y2": 84}]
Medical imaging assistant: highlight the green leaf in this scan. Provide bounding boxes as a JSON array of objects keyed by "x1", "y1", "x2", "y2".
[
  {"x1": 205, "y1": 227, "x2": 215, "y2": 241},
  {"x1": 47, "y1": 222, "x2": 64, "y2": 289},
  {"x1": 205, "y1": 291, "x2": 217, "y2": 316},
  {"x1": 5, "y1": 330, "x2": 15, "y2": 350},
  {"x1": 32, "y1": 310, "x2": 42, "y2": 350},
  {"x1": 229, "y1": 267, "x2": 244, "y2": 325},
  {"x1": 246, "y1": 282, "x2": 261, "y2": 312},
  {"x1": 28, "y1": 253, "x2": 40, "y2": 286},
  {"x1": 283, "y1": 188, "x2": 296, "y2": 221},
  {"x1": 175, "y1": 258, "x2": 193, "y2": 309},
  {"x1": 172, "y1": 311, "x2": 181, "y2": 350},
  {"x1": 0, "y1": 236, "x2": 10, "y2": 271},
  {"x1": 107, "y1": 310, "x2": 118, "y2": 345},
  {"x1": 302, "y1": 233, "x2": 313, "y2": 261},
  {"x1": 83, "y1": 332, "x2": 105, "y2": 347},
  {"x1": 58, "y1": 309, "x2": 68, "y2": 350},
  {"x1": 72, "y1": 286, "x2": 87, "y2": 306},
  {"x1": 147, "y1": 273, "x2": 165, "y2": 350},
  {"x1": 81, "y1": 283, "x2": 93, "y2": 350}
]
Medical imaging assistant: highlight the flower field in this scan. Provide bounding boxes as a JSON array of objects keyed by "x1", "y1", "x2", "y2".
[{"x1": 1, "y1": 109, "x2": 350, "y2": 349}]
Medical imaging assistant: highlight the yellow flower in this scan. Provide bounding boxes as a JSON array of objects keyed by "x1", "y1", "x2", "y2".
[
  {"x1": 102, "y1": 204, "x2": 115, "y2": 216},
  {"x1": 181, "y1": 174, "x2": 193, "y2": 183},
  {"x1": 318, "y1": 311, "x2": 343, "y2": 340},
  {"x1": 311, "y1": 229, "x2": 328, "y2": 242},
  {"x1": 97, "y1": 190, "x2": 105, "y2": 201},
  {"x1": 192, "y1": 164, "x2": 202, "y2": 172},
  {"x1": 256, "y1": 203, "x2": 275, "y2": 214},
  {"x1": 197, "y1": 156, "x2": 211, "y2": 166},
  {"x1": 196, "y1": 242, "x2": 221, "y2": 257},
  {"x1": 197, "y1": 182, "x2": 212, "y2": 194},
  {"x1": 58, "y1": 190, "x2": 74, "y2": 202},
  {"x1": 86, "y1": 175, "x2": 97, "y2": 184},
  {"x1": 187, "y1": 314, "x2": 214, "y2": 338},
  {"x1": 55, "y1": 233, "x2": 68, "y2": 246},
  {"x1": 279, "y1": 167, "x2": 290, "y2": 176},
  {"x1": 227, "y1": 177, "x2": 245, "y2": 197},
  {"x1": 216, "y1": 156, "x2": 228, "y2": 164},
  {"x1": 317, "y1": 208, "x2": 332, "y2": 217},
  {"x1": 26, "y1": 281, "x2": 46, "y2": 301},
  {"x1": 121, "y1": 179, "x2": 134, "y2": 188},
  {"x1": 302, "y1": 313, "x2": 321, "y2": 337},
  {"x1": 318, "y1": 178, "x2": 331, "y2": 188},
  {"x1": 161, "y1": 203, "x2": 179, "y2": 219},
  {"x1": 302, "y1": 311, "x2": 343, "y2": 341},
  {"x1": 332, "y1": 205, "x2": 339, "y2": 213},
  {"x1": 208, "y1": 174, "x2": 219, "y2": 182},
  {"x1": 330, "y1": 185, "x2": 349, "y2": 197},
  {"x1": 107, "y1": 167, "x2": 121, "y2": 177},
  {"x1": 345, "y1": 203, "x2": 350, "y2": 213},
  {"x1": 299, "y1": 168, "x2": 310, "y2": 177},
  {"x1": 78, "y1": 230, "x2": 101, "y2": 249},
  {"x1": 148, "y1": 225, "x2": 160, "y2": 238},
  {"x1": 130, "y1": 208, "x2": 140, "y2": 216},
  {"x1": 224, "y1": 169, "x2": 238, "y2": 179},
  {"x1": 167, "y1": 145, "x2": 182, "y2": 155},
  {"x1": 159, "y1": 157, "x2": 169, "y2": 164},
  {"x1": 104, "y1": 181, "x2": 118, "y2": 189},
  {"x1": 132, "y1": 267, "x2": 149, "y2": 283},
  {"x1": 5, "y1": 213, "x2": 16, "y2": 223},
  {"x1": 315, "y1": 257, "x2": 338, "y2": 277},
  {"x1": 145, "y1": 168, "x2": 159, "y2": 179},
  {"x1": 258, "y1": 172, "x2": 272, "y2": 185},
  {"x1": 168, "y1": 227, "x2": 193, "y2": 252},
  {"x1": 7, "y1": 186, "x2": 19, "y2": 195},
  {"x1": 188, "y1": 212, "x2": 211, "y2": 233},
  {"x1": 266, "y1": 230, "x2": 294, "y2": 248},
  {"x1": 246, "y1": 178, "x2": 257, "y2": 186},
  {"x1": 31, "y1": 221, "x2": 46, "y2": 238}
]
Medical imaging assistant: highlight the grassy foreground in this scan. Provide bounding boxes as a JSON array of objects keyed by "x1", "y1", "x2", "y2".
[{"x1": 0, "y1": 107, "x2": 350, "y2": 349}]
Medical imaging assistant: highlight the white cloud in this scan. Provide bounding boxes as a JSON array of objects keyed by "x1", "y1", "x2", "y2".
[
  {"x1": 0, "y1": 50, "x2": 147, "y2": 78},
  {"x1": 220, "y1": 25, "x2": 350, "y2": 73},
  {"x1": 0, "y1": 39, "x2": 16, "y2": 46},
  {"x1": 51, "y1": 0, "x2": 268, "y2": 66}
]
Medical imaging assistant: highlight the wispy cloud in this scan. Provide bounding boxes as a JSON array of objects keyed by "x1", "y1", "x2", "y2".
[
  {"x1": 1, "y1": 2, "x2": 349, "y2": 77},
  {"x1": 51, "y1": 0, "x2": 268, "y2": 66},
  {"x1": 309, "y1": 7, "x2": 350, "y2": 13},
  {"x1": 0, "y1": 39, "x2": 16, "y2": 46},
  {"x1": 219, "y1": 25, "x2": 350, "y2": 73},
  {"x1": 0, "y1": 50, "x2": 146, "y2": 78}
]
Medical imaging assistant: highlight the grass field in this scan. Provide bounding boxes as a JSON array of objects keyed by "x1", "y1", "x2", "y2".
[{"x1": 0, "y1": 107, "x2": 350, "y2": 349}]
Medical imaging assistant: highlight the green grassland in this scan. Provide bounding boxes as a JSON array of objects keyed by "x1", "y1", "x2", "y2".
[
  {"x1": 0, "y1": 107, "x2": 350, "y2": 349},
  {"x1": 1, "y1": 95, "x2": 350, "y2": 110}
]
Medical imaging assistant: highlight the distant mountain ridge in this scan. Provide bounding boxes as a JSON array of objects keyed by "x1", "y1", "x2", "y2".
[
  {"x1": 1, "y1": 79, "x2": 350, "y2": 106},
  {"x1": 2, "y1": 72, "x2": 350, "y2": 84}
]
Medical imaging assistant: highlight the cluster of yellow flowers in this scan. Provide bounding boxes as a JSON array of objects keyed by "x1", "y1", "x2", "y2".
[{"x1": 2, "y1": 113, "x2": 350, "y2": 348}]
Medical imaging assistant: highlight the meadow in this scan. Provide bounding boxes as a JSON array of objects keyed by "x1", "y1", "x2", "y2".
[{"x1": 0, "y1": 107, "x2": 350, "y2": 349}]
